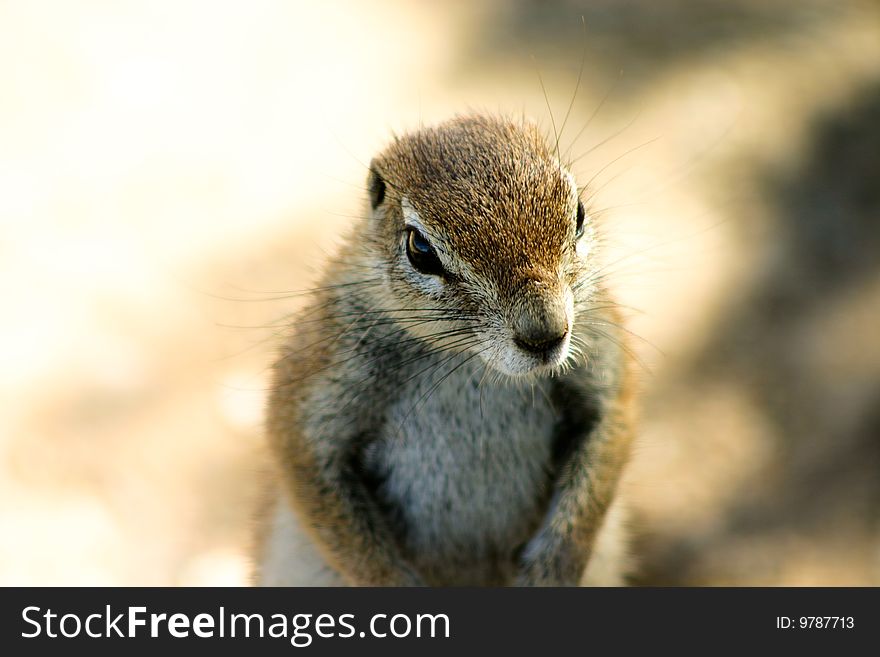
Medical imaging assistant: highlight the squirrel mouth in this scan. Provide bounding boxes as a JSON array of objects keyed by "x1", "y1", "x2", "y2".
[{"x1": 493, "y1": 330, "x2": 572, "y2": 376}]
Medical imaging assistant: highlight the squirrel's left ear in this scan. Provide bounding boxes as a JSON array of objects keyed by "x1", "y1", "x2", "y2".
[{"x1": 367, "y1": 162, "x2": 386, "y2": 210}]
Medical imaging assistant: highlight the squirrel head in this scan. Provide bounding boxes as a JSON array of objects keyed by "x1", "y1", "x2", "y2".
[{"x1": 362, "y1": 114, "x2": 598, "y2": 377}]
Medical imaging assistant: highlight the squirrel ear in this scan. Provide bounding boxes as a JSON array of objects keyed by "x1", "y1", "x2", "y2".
[{"x1": 367, "y1": 164, "x2": 386, "y2": 210}]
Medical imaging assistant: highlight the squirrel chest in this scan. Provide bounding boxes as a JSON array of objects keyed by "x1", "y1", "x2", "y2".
[{"x1": 358, "y1": 360, "x2": 560, "y2": 584}]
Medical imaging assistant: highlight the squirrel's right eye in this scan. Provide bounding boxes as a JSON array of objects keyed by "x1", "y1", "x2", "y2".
[
  {"x1": 406, "y1": 228, "x2": 445, "y2": 277},
  {"x1": 575, "y1": 200, "x2": 586, "y2": 239}
]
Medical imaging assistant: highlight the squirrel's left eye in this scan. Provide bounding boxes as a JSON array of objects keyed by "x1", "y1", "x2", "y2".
[
  {"x1": 406, "y1": 227, "x2": 445, "y2": 277},
  {"x1": 575, "y1": 200, "x2": 586, "y2": 239}
]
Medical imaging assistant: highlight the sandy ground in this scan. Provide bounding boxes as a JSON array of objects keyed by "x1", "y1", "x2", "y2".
[{"x1": 2, "y1": 0, "x2": 878, "y2": 585}]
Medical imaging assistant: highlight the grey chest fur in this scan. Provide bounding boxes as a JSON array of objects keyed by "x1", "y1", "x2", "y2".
[{"x1": 361, "y1": 358, "x2": 559, "y2": 584}]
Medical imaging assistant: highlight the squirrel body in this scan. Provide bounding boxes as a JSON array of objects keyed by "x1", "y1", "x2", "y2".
[{"x1": 255, "y1": 115, "x2": 636, "y2": 586}]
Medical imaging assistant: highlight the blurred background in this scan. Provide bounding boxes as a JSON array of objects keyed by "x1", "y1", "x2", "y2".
[{"x1": 2, "y1": 0, "x2": 878, "y2": 585}]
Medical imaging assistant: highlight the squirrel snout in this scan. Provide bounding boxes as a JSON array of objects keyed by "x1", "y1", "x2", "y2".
[{"x1": 511, "y1": 294, "x2": 569, "y2": 357}]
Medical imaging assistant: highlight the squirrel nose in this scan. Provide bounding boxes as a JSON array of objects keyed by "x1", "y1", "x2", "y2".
[
  {"x1": 512, "y1": 293, "x2": 569, "y2": 356},
  {"x1": 514, "y1": 329, "x2": 567, "y2": 355}
]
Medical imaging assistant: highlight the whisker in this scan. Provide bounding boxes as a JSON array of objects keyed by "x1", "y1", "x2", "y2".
[
  {"x1": 583, "y1": 325, "x2": 653, "y2": 377},
  {"x1": 533, "y1": 54, "x2": 562, "y2": 168},
  {"x1": 580, "y1": 136, "x2": 660, "y2": 192},
  {"x1": 558, "y1": 16, "x2": 588, "y2": 160},
  {"x1": 581, "y1": 319, "x2": 663, "y2": 356},
  {"x1": 569, "y1": 107, "x2": 643, "y2": 168},
  {"x1": 564, "y1": 68, "x2": 625, "y2": 163},
  {"x1": 205, "y1": 278, "x2": 386, "y2": 303}
]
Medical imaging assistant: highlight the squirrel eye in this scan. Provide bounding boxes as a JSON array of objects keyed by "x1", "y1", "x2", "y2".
[
  {"x1": 575, "y1": 200, "x2": 586, "y2": 239},
  {"x1": 406, "y1": 227, "x2": 445, "y2": 277}
]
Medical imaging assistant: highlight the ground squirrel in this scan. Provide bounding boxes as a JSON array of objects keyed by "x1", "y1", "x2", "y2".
[{"x1": 256, "y1": 114, "x2": 636, "y2": 586}]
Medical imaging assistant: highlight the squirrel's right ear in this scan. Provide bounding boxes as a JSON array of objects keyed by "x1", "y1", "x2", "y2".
[{"x1": 367, "y1": 164, "x2": 386, "y2": 210}]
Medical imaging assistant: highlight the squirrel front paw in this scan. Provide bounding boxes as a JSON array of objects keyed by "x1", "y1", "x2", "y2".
[{"x1": 514, "y1": 532, "x2": 585, "y2": 587}]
